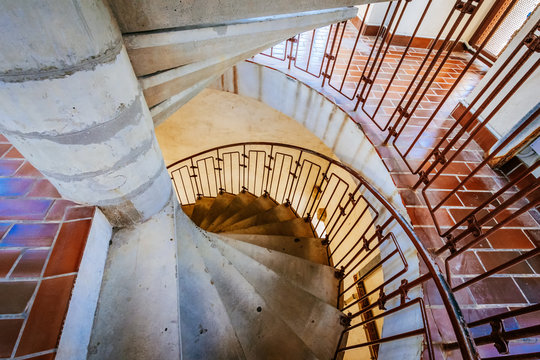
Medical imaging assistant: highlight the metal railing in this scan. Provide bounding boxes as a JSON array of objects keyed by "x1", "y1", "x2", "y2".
[
  {"x1": 249, "y1": 1, "x2": 539, "y2": 358},
  {"x1": 168, "y1": 142, "x2": 479, "y2": 359}
]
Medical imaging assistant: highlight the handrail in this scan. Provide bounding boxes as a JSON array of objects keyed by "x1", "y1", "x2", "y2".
[{"x1": 167, "y1": 142, "x2": 479, "y2": 359}]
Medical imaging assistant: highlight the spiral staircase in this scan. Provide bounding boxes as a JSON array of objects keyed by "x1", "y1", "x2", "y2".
[
  {"x1": 177, "y1": 192, "x2": 345, "y2": 359},
  {"x1": 169, "y1": 142, "x2": 476, "y2": 360}
]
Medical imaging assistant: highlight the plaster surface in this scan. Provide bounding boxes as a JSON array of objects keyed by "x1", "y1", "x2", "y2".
[
  {"x1": 155, "y1": 88, "x2": 337, "y2": 164},
  {"x1": 88, "y1": 198, "x2": 180, "y2": 360}
]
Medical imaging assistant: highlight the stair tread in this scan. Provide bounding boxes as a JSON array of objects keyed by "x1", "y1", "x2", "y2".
[
  {"x1": 181, "y1": 204, "x2": 195, "y2": 218},
  {"x1": 191, "y1": 226, "x2": 319, "y2": 360},
  {"x1": 206, "y1": 192, "x2": 256, "y2": 231},
  {"x1": 221, "y1": 233, "x2": 329, "y2": 265},
  {"x1": 216, "y1": 234, "x2": 339, "y2": 306},
  {"x1": 223, "y1": 218, "x2": 315, "y2": 237},
  {"x1": 220, "y1": 203, "x2": 296, "y2": 232},
  {"x1": 212, "y1": 195, "x2": 276, "y2": 232},
  {"x1": 190, "y1": 197, "x2": 215, "y2": 226},
  {"x1": 176, "y1": 209, "x2": 246, "y2": 360},
  {"x1": 208, "y1": 233, "x2": 344, "y2": 360},
  {"x1": 199, "y1": 192, "x2": 236, "y2": 229}
]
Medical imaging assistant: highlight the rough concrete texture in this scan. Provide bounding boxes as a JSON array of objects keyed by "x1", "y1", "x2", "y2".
[
  {"x1": 181, "y1": 215, "x2": 320, "y2": 359},
  {"x1": 57, "y1": 209, "x2": 112, "y2": 360},
  {"x1": 126, "y1": 7, "x2": 358, "y2": 76},
  {"x1": 218, "y1": 233, "x2": 329, "y2": 265},
  {"x1": 0, "y1": 0, "x2": 120, "y2": 76},
  {"x1": 176, "y1": 205, "x2": 246, "y2": 360},
  {"x1": 217, "y1": 234, "x2": 338, "y2": 305},
  {"x1": 0, "y1": 1, "x2": 171, "y2": 226},
  {"x1": 210, "y1": 62, "x2": 406, "y2": 213},
  {"x1": 109, "y1": 0, "x2": 392, "y2": 33},
  {"x1": 108, "y1": 0, "x2": 388, "y2": 32},
  {"x1": 88, "y1": 197, "x2": 180, "y2": 359},
  {"x1": 136, "y1": 7, "x2": 357, "y2": 123}
]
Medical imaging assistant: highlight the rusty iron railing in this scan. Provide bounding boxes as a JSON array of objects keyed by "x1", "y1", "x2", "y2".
[
  {"x1": 250, "y1": 1, "x2": 539, "y2": 358},
  {"x1": 168, "y1": 142, "x2": 480, "y2": 359}
]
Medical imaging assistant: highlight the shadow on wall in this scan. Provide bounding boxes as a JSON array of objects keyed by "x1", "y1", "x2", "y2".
[{"x1": 209, "y1": 61, "x2": 405, "y2": 215}]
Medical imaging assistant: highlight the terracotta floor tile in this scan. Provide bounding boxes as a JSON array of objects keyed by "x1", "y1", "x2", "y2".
[
  {"x1": 399, "y1": 190, "x2": 424, "y2": 206},
  {"x1": 11, "y1": 249, "x2": 50, "y2": 278},
  {"x1": 0, "y1": 199, "x2": 53, "y2": 221},
  {"x1": 424, "y1": 190, "x2": 463, "y2": 207},
  {"x1": 26, "y1": 179, "x2": 61, "y2": 198},
  {"x1": 509, "y1": 306, "x2": 540, "y2": 328},
  {"x1": 14, "y1": 162, "x2": 43, "y2": 177},
  {"x1": 0, "y1": 249, "x2": 21, "y2": 277},
  {"x1": 426, "y1": 174, "x2": 461, "y2": 190},
  {"x1": 467, "y1": 278, "x2": 526, "y2": 304},
  {"x1": 0, "y1": 159, "x2": 24, "y2": 176},
  {"x1": 64, "y1": 206, "x2": 95, "y2": 220},
  {"x1": 524, "y1": 229, "x2": 539, "y2": 246},
  {"x1": 44, "y1": 219, "x2": 91, "y2": 276},
  {"x1": 44, "y1": 200, "x2": 76, "y2": 221},
  {"x1": 448, "y1": 251, "x2": 484, "y2": 275},
  {"x1": 413, "y1": 226, "x2": 445, "y2": 249},
  {"x1": 488, "y1": 229, "x2": 535, "y2": 250},
  {"x1": 456, "y1": 191, "x2": 494, "y2": 208},
  {"x1": 0, "y1": 144, "x2": 11, "y2": 157},
  {"x1": 476, "y1": 251, "x2": 534, "y2": 274},
  {"x1": 3, "y1": 147, "x2": 23, "y2": 159},
  {"x1": 16, "y1": 275, "x2": 75, "y2": 356},
  {"x1": 448, "y1": 208, "x2": 496, "y2": 227},
  {"x1": 424, "y1": 276, "x2": 474, "y2": 305},
  {"x1": 514, "y1": 277, "x2": 540, "y2": 303},
  {"x1": 391, "y1": 173, "x2": 420, "y2": 188},
  {"x1": 25, "y1": 353, "x2": 56, "y2": 360},
  {"x1": 0, "y1": 281, "x2": 37, "y2": 314},
  {"x1": 461, "y1": 306, "x2": 511, "y2": 324},
  {"x1": 527, "y1": 253, "x2": 540, "y2": 273},
  {"x1": 1, "y1": 223, "x2": 59, "y2": 247},
  {"x1": 0, "y1": 318, "x2": 24, "y2": 357},
  {"x1": 0, "y1": 223, "x2": 11, "y2": 240},
  {"x1": 0, "y1": 178, "x2": 35, "y2": 197},
  {"x1": 459, "y1": 175, "x2": 507, "y2": 191},
  {"x1": 495, "y1": 210, "x2": 539, "y2": 228}
]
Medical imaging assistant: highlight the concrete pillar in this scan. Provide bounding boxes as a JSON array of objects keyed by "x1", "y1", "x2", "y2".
[{"x1": 0, "y1": 1, "x2": 171, "y2": 226}]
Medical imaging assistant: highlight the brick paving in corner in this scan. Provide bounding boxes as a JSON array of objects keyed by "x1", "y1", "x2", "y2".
[{"x1": 0, "y1": 134, "x2": 96, "y2": 359}]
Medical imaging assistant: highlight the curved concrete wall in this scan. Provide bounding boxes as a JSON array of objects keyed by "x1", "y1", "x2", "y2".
[
  {"x1": 210, "y1": 61, "x2": 406, "y2": 215},
  {"x1": 0, "y1": 1, "x2": 171, "y2": 226}
]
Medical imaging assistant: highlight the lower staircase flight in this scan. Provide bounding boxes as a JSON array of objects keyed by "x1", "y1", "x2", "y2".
[{"x1": 176, "y1": 191, "x2": 345, "y2": 360}]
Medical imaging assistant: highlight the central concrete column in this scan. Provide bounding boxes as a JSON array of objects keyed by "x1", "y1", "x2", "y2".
[{"x1": 0, "y1": 1, "x2": 171, "y2": 226}]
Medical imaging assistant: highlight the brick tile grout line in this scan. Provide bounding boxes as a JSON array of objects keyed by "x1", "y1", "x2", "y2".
[{"x1": 8, "y1": 214, "x2": 64, "y2": 359}]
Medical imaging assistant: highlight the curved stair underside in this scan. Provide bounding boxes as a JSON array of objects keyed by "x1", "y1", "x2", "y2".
[{"x1": 176, "y1": 191, "x2": 345, "y2": 359}]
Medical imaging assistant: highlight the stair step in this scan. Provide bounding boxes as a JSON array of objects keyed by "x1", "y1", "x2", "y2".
[
  {"x1": 223, "y1": 218, "x2": 315, "y2": 237},
  {"x1": 190, "y1": 197, "x2": 215, "y2": 226},
  {"x1": 209, "y1": 234, "x2": 344, "y2": 360},
  {"x1": 192, "y1": 228, "x2": 319, "y2": 360},
  {"x1": 217, "y1": 235, "x2": 339, "y2": 306},
  {"x1": 176, "y1": 210, "x2": 245, "y2": 359},
  {"x1": 219, "y1": 233, "x2": 329, "y2": 265},
  {"x1": 220, "y1": 204, "x2": 296, "y2": 232},
  {"x1": 199, "y1": 192, "x2": 236, "y2": 229},
  {"x1": 181, "y1": 204, "x2": 195, "y2": 218},
  {"x1": 206, "y1": 192, "x2": 256, "y2": 231},
  {"x1": 212, "y1": 195, "x2": 276, "y2": 232}
]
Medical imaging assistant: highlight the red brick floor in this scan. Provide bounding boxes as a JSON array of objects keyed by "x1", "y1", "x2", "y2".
[
  {"x1": 0, "y1": 134, "x2": 96, "y2": 359},
  {"x1": 254, "y1": 22, "x2": 539, "y2": 358}
]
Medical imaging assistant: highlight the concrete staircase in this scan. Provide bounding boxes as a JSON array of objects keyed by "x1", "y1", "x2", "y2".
[{"x1": 176, "y1": 191, "x2": 345, "y2": 359}]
